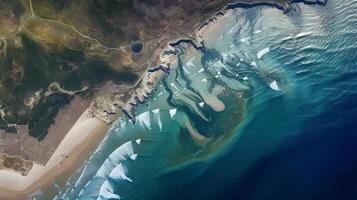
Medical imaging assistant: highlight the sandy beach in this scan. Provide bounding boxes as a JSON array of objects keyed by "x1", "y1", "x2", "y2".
[{"x1": 0, "y1": 110, "x2": 110, "y2": 200}]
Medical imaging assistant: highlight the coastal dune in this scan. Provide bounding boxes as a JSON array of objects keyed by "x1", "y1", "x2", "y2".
[{"x1": 0, "y1": 111, "x2": 109, "y2": 200}]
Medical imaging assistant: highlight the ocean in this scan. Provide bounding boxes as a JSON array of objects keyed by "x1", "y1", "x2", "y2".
[{"x1": 35, "y1": 0, "x2": 357, "y2": 199}]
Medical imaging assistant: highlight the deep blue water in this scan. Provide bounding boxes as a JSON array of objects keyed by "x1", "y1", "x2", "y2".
[{"x1": 35, "y1": 0, "x2": 357, "y2": 199}]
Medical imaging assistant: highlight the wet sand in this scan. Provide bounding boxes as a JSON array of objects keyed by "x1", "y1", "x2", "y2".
[{"x1": 0, "y1": 111, "x2": 110, "y2": 200}]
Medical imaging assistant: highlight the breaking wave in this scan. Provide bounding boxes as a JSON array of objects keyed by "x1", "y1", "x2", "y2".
[{"x1": 33, "y1": 0, "x2": 357, "y2": 199}]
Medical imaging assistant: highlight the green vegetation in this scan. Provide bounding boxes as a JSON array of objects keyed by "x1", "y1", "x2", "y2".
[
  {"x1": 28, "y1": 93, "x2": 71, "y2": 140},
  {"x1": 92, "y1": 0, "x2": 135, "y2": 16},
  {"x1": 0, "y1": 30, "x2": 138, "y2": 140},
  {"x1": 1, "y1": 0, "x2": 224, "y2": 140},
  {"x1": 0, "y1": 0, "x2": 141, "y2": 140}
]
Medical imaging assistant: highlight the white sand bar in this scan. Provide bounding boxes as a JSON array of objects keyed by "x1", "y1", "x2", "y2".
[{"x1": 0, "y1": 110, "x2": 109, "y2": 199}]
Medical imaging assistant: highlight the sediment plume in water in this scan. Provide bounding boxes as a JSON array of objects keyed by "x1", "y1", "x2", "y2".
[{"x1": 33, "y1": 0, "x2": 357, "y2": 199}]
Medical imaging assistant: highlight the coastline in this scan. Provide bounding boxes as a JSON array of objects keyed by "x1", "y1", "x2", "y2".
[
  {"x1": 0, "y1": 110, "x2": 109, "y2": 200},
  {"x1": 0, "y1": 0, "x2": 329, "y2": 199}
]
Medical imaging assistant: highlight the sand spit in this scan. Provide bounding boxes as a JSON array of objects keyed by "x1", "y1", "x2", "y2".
[
  {"x1": 0, "y1": 111, "x2": 109, "y2": 200},
  {"x1": 0, "y1": 0, "x2": 328, "y2": 199}
]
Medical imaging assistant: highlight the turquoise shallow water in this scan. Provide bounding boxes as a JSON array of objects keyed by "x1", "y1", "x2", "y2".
[{"x1": 35, "y1": 0, "x2": 357, "y2": 199}]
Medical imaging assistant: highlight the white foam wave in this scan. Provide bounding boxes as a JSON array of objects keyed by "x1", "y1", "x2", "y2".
[
  {"x1": 257, "y1": 47, "x2": 270, "y2": 59},
  {"x1": 156, "y1": 112, "x2": 163, "y2": 131},
  {"x1": 138, "y1": 111, "x2": 151, "y2": 129},
  {"x1": 78, "y1": 141, "x2": 136, "y2": 199},
  {"x1": 296, "y1": 31, "x2": 313, "y2": 38},
  {"x1": 240, "y1": 36, "x2": 250, "y2": 43},
  {"x1": 130, "y1": 154, "x2": 138, "y2": 160},
  {"x1": 254, "y1": 30, "x2": 262, "y2": 34},
  {"x1": 169, "y1": 109, "x2": 177, "y2": 119},
  {"x1": 250, "y1": 61, "x2": 257, "y2": 67},
  {"x1": 269, "y1": 80, "x2": 281, "y2": 91},
  {"x1": 198, "y1": 102, "x2": 205, "y2": 108}
]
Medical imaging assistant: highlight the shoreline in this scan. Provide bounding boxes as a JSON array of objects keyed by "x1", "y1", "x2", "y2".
[
  {"x1": 0, "y1": 110, "x2": 109, "y2": 200},
  {"x1": 0, "y1": 0, "x2": 328, "y2": 199}
]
